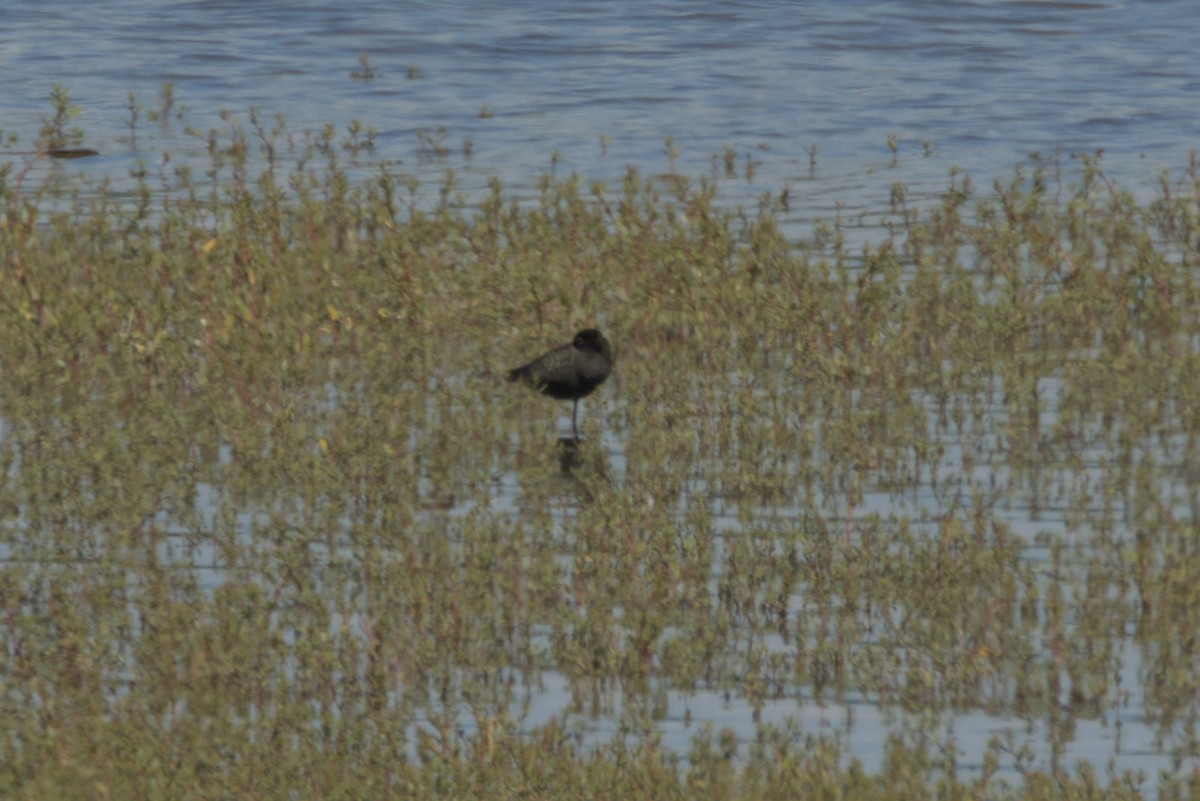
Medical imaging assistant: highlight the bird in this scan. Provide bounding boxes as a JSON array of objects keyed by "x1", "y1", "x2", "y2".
[{"x1": 507, "y1": 328, "x2": 613, "y2": 440}]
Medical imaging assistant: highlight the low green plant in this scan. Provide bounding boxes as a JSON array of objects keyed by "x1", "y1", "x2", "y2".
[{"x1": 2, "y1": 95, "x2": 1199, "y2": 799}]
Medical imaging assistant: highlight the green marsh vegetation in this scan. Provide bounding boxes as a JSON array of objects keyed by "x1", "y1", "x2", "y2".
[{"x1": 3, "y1": 90, "x2": 1200, "y2": 799}]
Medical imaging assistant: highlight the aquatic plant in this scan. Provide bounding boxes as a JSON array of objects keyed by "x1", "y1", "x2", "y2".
[{"x1": 2, "y1": 95, "x2": 1199, "y2": 799}]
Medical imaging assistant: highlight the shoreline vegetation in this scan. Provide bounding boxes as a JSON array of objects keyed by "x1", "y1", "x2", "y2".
[{"x1": 3, "y1": 90, "x2": 1200, "y2": 799}]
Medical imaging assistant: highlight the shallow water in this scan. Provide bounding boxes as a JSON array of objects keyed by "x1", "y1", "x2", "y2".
[
  {"x1": 5, "y1": 0, "x2": 1200, "y2": 216},
  {"x1": 5, "y1": 0, "x2": 1200, "y2": 793}
]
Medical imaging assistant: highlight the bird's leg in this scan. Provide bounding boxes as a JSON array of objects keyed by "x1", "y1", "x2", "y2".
[{"x1": 572, "y1": 399, "x2": 580, "y2": 441}]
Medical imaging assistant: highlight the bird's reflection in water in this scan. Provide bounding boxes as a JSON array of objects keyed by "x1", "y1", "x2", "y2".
[{"x1": 554, "y1": 436, "x2": 610, "y2": 500}]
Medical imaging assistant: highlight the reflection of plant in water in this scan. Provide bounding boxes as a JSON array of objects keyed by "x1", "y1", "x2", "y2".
[{"x1": 416, "y1": 126, "x2": 450, "y2": 159}]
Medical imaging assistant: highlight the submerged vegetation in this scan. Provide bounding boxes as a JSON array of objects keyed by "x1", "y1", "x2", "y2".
[{"x1": 3, "y1": 95, "x2": 1200, "y2": 798}]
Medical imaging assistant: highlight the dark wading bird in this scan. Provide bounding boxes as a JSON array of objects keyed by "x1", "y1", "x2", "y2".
[{"x1": 507, "y1": 328, "x2": 613, "y2": 441}]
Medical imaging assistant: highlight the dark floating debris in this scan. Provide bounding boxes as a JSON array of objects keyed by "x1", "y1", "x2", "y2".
[{"x1": 46, "y1": 148, "x2": 100, "y2": 160}]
